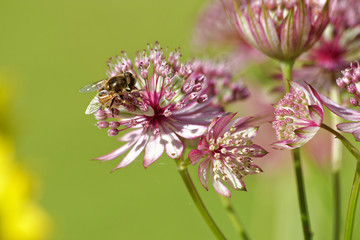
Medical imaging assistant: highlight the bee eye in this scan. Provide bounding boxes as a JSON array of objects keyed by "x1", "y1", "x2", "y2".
[{"x1": 98, "y1": 90, "x2": 108, "y2": 97}]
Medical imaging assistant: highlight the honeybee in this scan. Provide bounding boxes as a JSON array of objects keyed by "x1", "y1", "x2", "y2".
[{"x1": 79, "y1": 72, "x2": 138, "y2": 114}]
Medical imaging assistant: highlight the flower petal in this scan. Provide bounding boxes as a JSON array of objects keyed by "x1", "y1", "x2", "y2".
[
  {"x1": 161, "y1": 126, "x2": 184, "y2": 159},
  {"x1": 337, "y1": 122, "x2": 360, "y2": 141},
  {"x1": 117, "y1": 129, "x2": 143, "y2": 142},
  {"x1": 321, "y1": 94, "x2": 360, "y2": 121},
  {"x1": 143, "y1": 134, "x2": 165, "y2": 169},
  {"x1": 189, "y1": 149, "x2": 207, "y2": 165},
  {"x1": 308, "y1": 105, "x2": 323, "y2": 125},
  {"x1": 210, "y1": 161, "x2": 231, "y2": 197},
  {"x1": 222, "y1": 163, "x2": 246, "y2": 191},
  {"x1": 112, "y1": 131, "x2": 150, "y2": 171},
  {"x1": 95, "y1": 130, "x2": 142, "y2": 161},
  {"x1": 198, "y1": 156, "x2": 211, "y2": 191}
]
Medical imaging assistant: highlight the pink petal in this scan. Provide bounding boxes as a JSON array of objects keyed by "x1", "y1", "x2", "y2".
[
  {"x1": 280, "y1": 9, "x2": 295, "y2": 59},
  {"x1": 112, "y1": 131, "x2": 150, "y2": 171},
  {"x1": 117, "y1": 129, "x2": 143, "y2": 142},
  {"x1": 198, "y1": 156, "x2": 211, "y2": 191},
  {"x1": 337, "y1": 122, "x2": 360, "y2": 133},
  {"x1": 95, "y1": 131, "x2": 141, "y2": 161},
  {"x1": 337, "y1": 122, "x2": 360, "y2": 141},
  {"x1": 272, "y1": 139, "x2": 299, "y2": 150},
  {"x1": 306, "y1": 83, "x2": 323, "y2": 107},
  {"x1": 210, "y1": 162, "x2": 231, "y2": 197},
  {"x1": 321, "y1": 94, "x2": 360, "y2": 121},
  {"x1": 259, "y1": 4, "x2": 281, "y2": 55},
  {"x1": 294, "y1": 126, "x2": 319, "y2": 139},
  {"x1": 222, "y1": 163, "x2": 246, "y2": 191},
  {"x1": 161, "y1": 126, "x2": 184, "y2": 159},
  {"x1": 143, "y1": 134, "x2": 165, "y2": 169},
  {"x1": 308, "y1": 105, "x2": 323, "y2": 125},
  {"x1": 212, "y1": 113, "x2": 236, "y2": 139},
  {"x1": 189, "y1": 149, "x2": 207, "y2": 165},
  {"x1": 168, "y1": 121, "x2": 207, "y2": 139}
]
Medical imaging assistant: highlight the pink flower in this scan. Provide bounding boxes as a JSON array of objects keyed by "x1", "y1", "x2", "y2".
[
  {"x1": 85, "y1": 43, "x2": 229, "y2": 170},
  {"x1": 192, "y1": 60, "x2": 249, "y2": 104},
  {"x1": 290, "y1": 0, "x2": 360, "y2": 92},
  {"x1": 188, "y1": 113, "x2": 267, "y2": 197},
  {"x1": 322, "y1": 61, "x2": 360, "y2": 141},
  {"x1": 272, "y1": 82, "x2": 324, "y2": 149},
  {"x1": 227, "y1": 0, "x2": 329, "y2": 61}
]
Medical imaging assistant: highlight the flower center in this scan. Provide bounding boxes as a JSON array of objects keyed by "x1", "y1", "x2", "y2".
[{"x1": 273, "y1": 90, "x2": 310, "y2": 140}]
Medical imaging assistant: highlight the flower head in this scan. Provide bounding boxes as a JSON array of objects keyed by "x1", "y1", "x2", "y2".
[
  {"x1": 291, "y1": 0, "x2": 360, "y2": 92},
  {"x1": 322, "y1": 61, "x2": 360, "y2": 141},
  {"x1": 87, "y1": 43, "x2": 231, "y2": 170},
  {"x1": 188, "y1": 113, "x2": 267, "y2": 197},
  {"x1": 228, "y1": 0, "x2": 329, "y2": 61},
  {"x1": 272, "y1": 82, "x2": 323, "y2": 149},
  {"x1": 193, "y1": 60, "x2": 249, "y2": 104}
]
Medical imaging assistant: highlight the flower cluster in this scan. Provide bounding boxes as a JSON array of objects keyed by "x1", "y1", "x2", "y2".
[
  {"x1": 228, "y1": 0, "x2": 329, "y2": 61},
  {"x1": 292, "y1": 0, "x2": 360, "y2": 91},
  {"x1": 189, "y1": 113, "x2": 267, "y2": 197},
  {"x1": 88, "y1": 43, "x2": 253, "y2": 171},
  {"x1": 272, "y1": 82, "x2": 323, "y2": 149},
  {"x1": 322, "y1": 62, "x2": 360, "y2": 141}
]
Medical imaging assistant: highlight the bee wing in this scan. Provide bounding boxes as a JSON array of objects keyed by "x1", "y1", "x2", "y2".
[
  {"x1": 85, "y1": 96, "x2": 102, "y2": 115},
  {"x1": 79, "y1": 79, "x2": 106, "y2": 93}
]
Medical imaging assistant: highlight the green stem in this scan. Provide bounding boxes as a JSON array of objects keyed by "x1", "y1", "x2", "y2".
[
  {"x1": 219, "y1": 196, "x2": 250, "y2": 240},
  {"x1": 344, "y1": 161, "x2": 360, "y2": 240},
  {"x1": 320, "y1": 123, "x2": 360, "y2": 240},
  {"x1": 330, "y1": 86, "x2": 342, "y2": 240},
  {"x1": 175, "y1": 158, "x2": 226, "y2": 240},
  {"x1": 280, "y1": 60, "x2": 312, "y2": 240},
  {"x1": 280, "y1": 60, "x2": 295, "y2": 92},
  {"x1": 293, "y1": 148, "x2": 313, "y2": 240},
  {"x1": 320, "y1": 123, "x2": 360, "y2": 161}
]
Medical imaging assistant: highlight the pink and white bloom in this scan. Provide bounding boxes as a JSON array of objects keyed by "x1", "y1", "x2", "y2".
[
  {"x1": 291, "y1": 0, "x2": 360, "y2": 92},
  {"x1": 272, "y1": 82, "x2": 324, "y2": 149},
  {"x1": 322, "y1": 61, "x2": 360, "y2": 141},
  {"x1": 86, "y1": 43, "x2": 232, "y2": 170},
  {"x1": 228, "y1": 0, "x2": 329, "y2": 61},
  {"x1": 188, "y1": 113, "x2": 267, "y2": 197}
]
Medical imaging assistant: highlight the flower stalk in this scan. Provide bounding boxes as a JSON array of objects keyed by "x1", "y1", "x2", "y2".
[
  {"x1": 219, "y1": 196, "x2": 250, "y2": 240},
  {"x1": 175, "y1": 158, "x2": 226, "y2": 240},
  {"x1": 293, "y1": 148, "x2": 312, "y2": 240},
  {"x1": 344, "y1": 161, "x2": 360, "y2": 240},
  {"x1": 320, "y1": 123, "x2": 360, "y2": 240},
  {"x1": 330, "y1": 85, "x2": 342, "y2": 240},
  {"x1": 280, "y1": 60, "x2": 294, "y2": 93},
  {"x1": 281, "y1": 60, "x2": 313, "y2": 240}
]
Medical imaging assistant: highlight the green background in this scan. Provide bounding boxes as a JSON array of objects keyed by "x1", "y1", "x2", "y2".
[{"x1": 1, "y1": 0, "x2": 359, "y2": 239}]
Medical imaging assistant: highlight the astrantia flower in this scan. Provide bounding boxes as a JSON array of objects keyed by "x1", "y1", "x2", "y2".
[
  {"x1": 88, "y1": 43, "x2": 227, "y2": 170},
  {"x1": 322, "y1": 61, "x2": 360, "y2": 141},
  {"x1": 228, "y1": 0, "x2": 329, "y2": 61},
  {"x1": 188, "y1": 113, "x2": 267, "y2": 197},
  {"x1": 193, "y1": 60, "x2": 249, "y2": 104},
  {"x1": 291, "y1": 0, "x2": 360, "y2": 92},
  {"x1": 272, "y1": 82, "x2": 323, "y2": 149}
]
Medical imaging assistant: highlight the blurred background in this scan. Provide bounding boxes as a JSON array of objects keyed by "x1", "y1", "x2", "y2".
[{"x1": 0, "y1": 0, "x2": 359, "y2": 239}]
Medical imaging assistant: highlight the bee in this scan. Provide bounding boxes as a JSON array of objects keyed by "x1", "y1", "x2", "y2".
[{"x1": 79, "y1": 72, "x2": 138, "y2": 115}]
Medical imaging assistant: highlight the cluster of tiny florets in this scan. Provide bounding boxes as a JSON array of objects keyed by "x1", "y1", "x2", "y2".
[
  {"x1": 273, "y1": 90, "x2": 309, "y2": 140},
  {"x1": 207, "y1": 124, "x2": 263, "y2": 181},
  {"x1": 336, "y1": 61, "x2": 360, "y2": 106}
]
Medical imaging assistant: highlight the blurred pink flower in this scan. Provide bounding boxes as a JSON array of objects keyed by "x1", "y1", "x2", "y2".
[
  {"x1": 88, "y1": 43, "x2": 247, "y2": 170},
  {"x1": 291, "y1": 0, "x2": 360, "y2": 92},
  {"x1": 228, "y1": 0, "x2": 329, "y2": 61},
  {"x1": 192, "y1": 0, "x2": 265, "y2": 66},
  {"x1": 322, "y1": 61, "x2": 360, "y2": 141},
  {"x1": 272, "y1": 82, "x2": 324, "y2": 149},
  {"x1": 188, "y1": 113, "x2": 267, "y2": 197}
]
